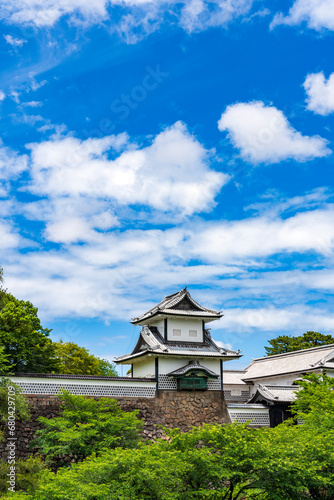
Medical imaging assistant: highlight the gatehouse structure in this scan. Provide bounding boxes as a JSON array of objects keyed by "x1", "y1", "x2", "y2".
[
  {"x1": 5, "y1": 287, "x2": 334, "y2": 430},
  {"x1": 115, "y1": 287, "x2": 241, "y2": 390}
]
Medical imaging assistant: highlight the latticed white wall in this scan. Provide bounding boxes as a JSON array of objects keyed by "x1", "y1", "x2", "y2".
[
  {"x1": 227, "y1": 406, "x2": 270, "y2": 426},
  {"x1": 10, "y1": 376, "x2": 157, "y2": 398},
  {"x1": 15, "y1": 382, "x2": 156, "y2": 398},
  {"x1": 158, "y1": 374, "x2": 177, "y2": 389},
  {"x1": 158, "y1": 375, "x2": 222, "y2": 390},
  {"x1": 224, "y1": 390, "x2": 250, "y2": 402}
]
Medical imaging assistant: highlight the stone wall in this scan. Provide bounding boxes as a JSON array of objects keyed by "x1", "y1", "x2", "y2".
[{"x1": 0, "y1": 390, "x2": 230, "y2": 460}]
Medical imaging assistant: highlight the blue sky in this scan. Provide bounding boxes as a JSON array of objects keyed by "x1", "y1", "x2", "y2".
[{"x1": 1, "y1": 0, "x2": 334, "y2": 372}]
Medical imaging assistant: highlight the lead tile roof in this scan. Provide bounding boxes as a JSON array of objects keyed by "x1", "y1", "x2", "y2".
[
  {"x1": 115, "y1": 325, "x2": 241, "y2": 363},
  {"x1": 131, "y1": 288, "x2": 223, "y2": 324},
  {"x1": 242, "y1": 344, "x2": 334, "y2": 381},
  {"x1": 167, "y1": 360, "x2": 219, "y2": 378},
  {"x1": 223, "y1": 370, "x2": 248, "y2": 385},
  {"x1": 248, "y1": 384, "x2": 299, "y2": 403}
]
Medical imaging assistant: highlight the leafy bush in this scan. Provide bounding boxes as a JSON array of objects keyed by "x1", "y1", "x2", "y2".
[
  {"x1": 0, "y1": 378, "x2": 31, "y2": 425},
  {"x1": 32, "y1": 390, "x2": 143, "y2": 468},
  {"x1": 0, "y1": 456, "x2": 44, "y2": 495}
]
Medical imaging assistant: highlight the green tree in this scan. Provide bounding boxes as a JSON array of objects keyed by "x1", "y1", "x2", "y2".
[
  {"x1": 0, "y1": 346, "x2": 10, "y2": 374},
  {"x1": 0, "y1": 267, "x2": 6, "y2": 309},
  {"x1": 265, "y1": 331, "x2": 334, "y2": 356},
  {"x1": 32, "y1": 390, "x2": 143, "y2": 469},
  {"x1": 0, "y1": 294, "x2": 59, "y2": 373},
  {"x1": 17, "y1": 423, "x2": 325, "y2": 500},
  {"x1": 291, "y1": 372, "x2": 334, "y2": 430},
  {"x1": 53, "y1": 341, "x2": 117, "y2": 376},
  {"x1": 0, "y1": 456, "x2": 44, "y2": 496},
  {"x1": 0, "y1": 378, "x2": 31, "y2": 445},
  {"x1": 0, "y1": 378, "x2": 31, "y2": 424},
  {"x1": 96, "y1": 357, "x2": 118, "y2": 377}
]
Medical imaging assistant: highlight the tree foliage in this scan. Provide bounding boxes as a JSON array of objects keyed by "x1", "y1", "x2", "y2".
[
  {"x1": 7, "y1": 375, "x2": 332, "y2": 500},
  {"x1": 0, "y1": 294, "x2": 59, "y2": 373},
  {"x1": 53, "y1": 341, "x2": 118, "y2": 376},
  {"x1": 0, "y1": 346, "x2": 10, "y2": 374},
  {"x1": 32, "y1": 390, "x2": 143, "y2": 469},
  {"x1": 292, "y1": 373, "x2": 334, "y2": 430},
  {"x1": 0, "y1": 270, "x2": 117, "y2": 376},
  {"x1": 8, "y1": 418, "x2": 334, "y2": 500},
  {"x1": 0, "y1": 457, "x2": 44, "y2": 496},
  {"x1": 0, "y1": 378, "x2": 31, "y2": 425},
  {"x1": 95, "y1": 357, "x2": 118, "y2": 377},
  {"x1": 265, "y1": 331, "x2": 334, "y2": 356}
]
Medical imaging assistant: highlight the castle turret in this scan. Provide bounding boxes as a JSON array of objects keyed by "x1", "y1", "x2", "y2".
[{"x1": 115, "y1": 288, "x2": 241, "y2": 391}]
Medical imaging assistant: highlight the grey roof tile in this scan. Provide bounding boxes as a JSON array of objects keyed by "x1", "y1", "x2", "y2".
[
  {"x1": 242, "y1": 344, "x2": 334, "y2": 381},
  {"x1": 131, "y1": 288, "x2": 222, "y2": 324},
  {"x1": 167, "y1": 360, "x2": 219, "y2": 378},
  {"x1": 115, "y1": 325, "x2": 241, "y2": 363},
  {"x1": 248, "y1": 384, "x2": 299, "y2": 403}
]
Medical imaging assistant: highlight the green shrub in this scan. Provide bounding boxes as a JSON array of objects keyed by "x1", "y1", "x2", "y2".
[
  {"x1": 32, "y1": 390, "x2": 143, "y2": 469},
  {"x1": 0, "y1": 456, "x2": 44, "y2": 495}
]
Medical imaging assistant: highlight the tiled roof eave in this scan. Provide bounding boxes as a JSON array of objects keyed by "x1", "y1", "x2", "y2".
[
  {"x1": 115, "y1": 350, "x2": 241, "y2": 363},
  {"x1": 131, "y1": 288, "x2": 223, "y2": 324},
  {"x1": 9, "y1": 372, "x2": 156, "y2": 382},
  {"x1": 241, "y1": 365, "x2": 326, "y2": 382},
  {"x1": 248, "y1": 386, "x2": 298, "y2": 404},
  {"x1": 244, "y1": 344, "x2": 334, "y2": 367},
  {"x1": 131, "y1": 310, "x2": 222, "y2": 324},
  {"x1": 167, "y1": 360, "x2": 219, "y2": 378}
]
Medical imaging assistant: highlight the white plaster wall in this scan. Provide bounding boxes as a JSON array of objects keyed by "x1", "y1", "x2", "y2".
[
  {"x1": 166, "y1": 318, "x2": 203, "y2": 343},
  {"x1": 10, "y1": 376, "x2": 156, "y2": 388},
  {"x1": 158, "y1": 357, "x2": 189, "y2": 374},
  {"x1": 147, "y1": 318, "x2": 164, "y2": 336},
  {"x1": 224, "y1": 384, "x2": 251, "y2": 396},
  {"x1": 248, "y1": 370, "x2": 324, "y2": 390},
  {"x1": 227, "y1": 406, "x2": 270, "y2": 426},
  {"x1": 158, "y1": 356, "x2": 220, "y2": 375},
  {"x1": 132, "y1": 357, "x2": 156, "y2": 378}
]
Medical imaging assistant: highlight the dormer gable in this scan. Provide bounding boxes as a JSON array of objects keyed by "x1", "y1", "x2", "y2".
[
  {"x1": 131, "y1": 288, "x2": 223, "y2": 326},
  {"x1": 172, "y1": 296, "x2": 201, "y2": 311}
]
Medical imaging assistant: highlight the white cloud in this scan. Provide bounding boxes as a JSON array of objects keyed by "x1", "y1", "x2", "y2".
[
  {"x1": 218, "y1": 101, "x2": 331, "y2": 164},
  {"x1": 29, "y1": 78, "x2": 47, "y2": 91},
  {"x1": 27, "y1": 121, "x2": 227, "y2": 225},
  {"x1": 271, "y1": 0, "x2": 334, "y2": 31},
  {"x1": 1, "y1": 0, "x2": 110, "y2": 27},
  {"x1": 215, "y1": 305, "x2": 334, "y2": 333},
  {"x1": 10, "y1": 90, "x2": 20, "y2": 103},
  {"x1": 0, "y1": 141, "x2": 28, "y2": 196},
  {"x1": 11, "y1": 113, "x2": 45, "y2": 125},
  {"x1": 179, "y1": 0, "x2": 254, "y2": 33},
  {"x1": 304, "y1": 72, "x2": 334, "y2": 115},
  {"x1": 0, "y1": 91, "x2": 6, "y2": 101},
  {"x1": 0, "y1": 221, "x2": 21, "y2": 249},
  {"x1": 2, "y1": 195, "x2": 334, "y2": 327},
  {"x1": 214, "y1": 339, "x2": 233, "y2": 350},
  {"x1": 4, "y1": 34, "x2": 26, "y2": 46},
  {"x1": 21, "y1": 101, "x2": 43, "y2": 107},
  {"x1": 45, "y1": 217, "x2": 93, "y2": 244},
  {"x1": 0, "y1": 0, "x2": 255, "y2": 34},
  {"x1": 189, "y1": 208, "x2": 334, "y2": 263},
  {"x1": 3, "y1": 205, "x2": 334, "y2": 324}
]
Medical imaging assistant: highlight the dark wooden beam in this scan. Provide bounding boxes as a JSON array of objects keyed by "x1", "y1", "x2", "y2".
[
  {"x1": 155, "y1": 357, "x2": 159, "y2": 390},
  {"x1": 220, "y1": 360, "x2": 224, "y2": 392}
]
